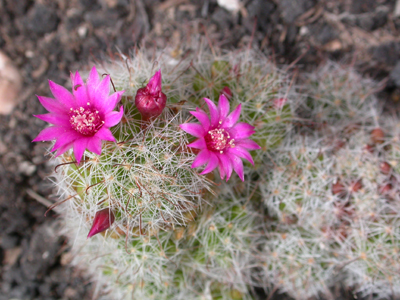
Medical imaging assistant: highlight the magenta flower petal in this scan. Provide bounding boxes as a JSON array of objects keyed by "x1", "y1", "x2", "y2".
[
  {"x1": 218, "y1": 154, "x2": 233, "y2": 181},
  {"x1": 70, "y1": 71, "x2": 89, "y2": 107},
  {"x1": 228, "y1": 147, "x2": 254, "y2": 165},
  {"x1": 229, "y1": 154, "x2": 244, "y2": 181},
  {"x1": 104, "y1": 91, "x2": 124, "y2": 113},
  {"x1": 180, "y1": 97, "x2": 259, "y2": 181},
  {"x1": 192, "y1": 149, "x2": 211, "y2": 168},
  {"x1": 32, "y1": 126, "x2": 67, "y2": 142},
  {"x1": 236, "y1": 139, "x2": 261, "y2": 150},
  {"x1": 180, "y1": 123, "x2": 205, "y2": 138},
  {"x1": 187, "y1": 137, "x2": 206, "y2": 149},
  {"x1": 147, "y1": 69, "x2": 162, "y2": 94},
  {"x1": 54, "y1": 142, "x2": 74, "y2": 157},
  {"x1": 73, "y1": 138, "x2": 89, "y2": 163},
  {"x1": 34, "y1": 113, "x2": 70, "y2": 127},
  {"x1": 37, "y1": 96, "x2": 67, "y2": 114},
  {"x1": 218, "y1": 94, "x2": 230, "y2": 121},
  {"x1": 51, "y1": 130, "x2": 81, "y2": 151},
  {"x1": 218, "y1": 162, "x2": 226, "y2": 179},
  {"x1": 190, "y1": 109, "x2": 210, "y2": 132},
  {"x1": 95, "y1": 127, "x2": 116, "y2": 142},
  {"x1": 93, "y1": 75, "x2": 111, "y2": 109},
  {"x1": 230, "y1": 123, "x2": 255, "y2": 139},
  {"x1": 222, "y1": 103, "x2": 241, "y2": 128},
  {"x1": 86, "y1": 66, "x2": 100, "y2": 99},
  {"x1": 104, "y1": 106, "x2": 124, "y2": 127},
  {"x1": 87, "y1": 136, "x2": 102, "y2": 155},
  {"x1": 200, "y1": 152, "x2": 219, "y2": 174},
  {"x1": 203, "y1": 98, "x2": 219, "y2": 128},
  {"x1": 33, "y1": 66, "x2": 124, "y2": 161},
  {"x1": 48, "y1": 80, "x2": 75, "y2": 108}
]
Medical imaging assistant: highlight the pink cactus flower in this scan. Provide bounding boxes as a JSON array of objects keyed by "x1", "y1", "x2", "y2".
[
  {"x1": 33, "y1": 66, "x2": 124, "y2": 163},
  {"x1": 180, "y1": 94, "x2": 260, "y2": 181},
  {"x1": 87, "y1": 208, "x2": 115, "y2": 238},
  {"x1": 135, "y1": 69, "x2": 167, "y2": 120}
]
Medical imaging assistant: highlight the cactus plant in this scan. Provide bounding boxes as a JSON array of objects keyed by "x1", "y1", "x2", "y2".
[
  {"x1": 257, "y1": 62, "x2": 400, "y2": 299},
  {"x1": 39, "y1": 42, "x2": 297, "y2": 300},
  {"x1": 35, "y1": 44, "x2": 400, "y2": 300}
]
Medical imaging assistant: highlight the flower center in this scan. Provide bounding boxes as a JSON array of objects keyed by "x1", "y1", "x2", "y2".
[
  {"x1": 69, "y1": 106, "x2": 104, "y2": 136},
  {"x1": 205, "y1": 128, "x2": 235, "y2": 153}
]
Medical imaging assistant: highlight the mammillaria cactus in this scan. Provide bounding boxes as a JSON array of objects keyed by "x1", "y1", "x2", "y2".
[
  {"x1": 34, "y1": 43, "x2": 399, "y2": 300},
  {"x1": 36, "y1": 43, "x2": 293, "y2": 299}
]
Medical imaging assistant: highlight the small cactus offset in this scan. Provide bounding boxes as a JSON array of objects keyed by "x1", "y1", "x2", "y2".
[
  {"x1": 34, "y1": 40, "x2": 400, "y2": 300},
  {"x1": 300, "y1": 61, "x2": 381, "y2": 129},
  {"x1": 257, "y1": 63, "x2": 400, "y2": 299}
]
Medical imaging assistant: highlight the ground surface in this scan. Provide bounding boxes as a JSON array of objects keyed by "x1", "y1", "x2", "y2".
[{"x1": 1, "y1": 0, "x2": 400, "y2": 299}]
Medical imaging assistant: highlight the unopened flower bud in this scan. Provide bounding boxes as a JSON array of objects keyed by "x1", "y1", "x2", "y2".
[
  {"x1": 363, "y1": 144, "x2": 374, "y2": 154},
  {"x1": 371, "y1": 128, "x2": 385, "y2": 144},
  {"x1": 87, "y1": 208, "x2": 115, "y2": 238},
  {"x1": 378, "y1": 183, "x2": 393, "y2": 195},
  {"x1": 379, "y1": 161, "x2": 391, "y2": 175},
  {"x1": 273, "y1": 98, "x2": 287, "y2": 109},
  {"x1": 332, "y1": 180, "x2": 345, "y2": 197},
  {"x1": 221, "y1": 86, "x2": 232, "y2": 99},
  {"x1": 135, "y1": 70, "x2": 167, "y2": 120},
  {"x1": 333, "y1": 139, "x2": 346, "y2": 151},
  {"x1": 349, "y1": 179, "x2": 362, "y2": 193}
]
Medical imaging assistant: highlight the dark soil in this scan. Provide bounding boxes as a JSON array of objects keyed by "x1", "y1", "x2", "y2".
[{"x1": 1, "y1": 0, "x2": 400, "y2": 299}]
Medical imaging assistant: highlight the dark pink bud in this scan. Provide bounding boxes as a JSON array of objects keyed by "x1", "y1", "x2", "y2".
[
  {"x1": 273, "y1": 98, "x2": 287, "y2": 109},
  {"x1": 349, "y1": 179, "x2": 362, "y2": 193},
  {"x1": 371, "y1": 128, "x2": 385, "y2": 144},
  {"x1": 363, "y1": 144, "x2": 375, "y2": 154},
  {"x1": 87, "y1": 208, "x2": 115, "y2": 238},
  {"x1": 135, "y1": 70, "x2": 167, "y2": 120},
  {"x1": 379, "y1": 161, "x2": 391, "y2": 175},
  {"x1": 332, "y1": 180, "x2": 345, "y2": 197},
  {"x1": 221, "y1": 86, "x2": 232, "y2": 99},
  {"x1": 378, "y1": 183, "x2": 393, "y2": 195}
]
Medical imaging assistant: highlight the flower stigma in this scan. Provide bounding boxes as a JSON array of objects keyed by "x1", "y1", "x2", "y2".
[
  {"x1": 69, "y1": 106, "x2": 104, "y2": 136},
  {"x1": 205, "y1": 128, "x2": 235, "y2": 153}
]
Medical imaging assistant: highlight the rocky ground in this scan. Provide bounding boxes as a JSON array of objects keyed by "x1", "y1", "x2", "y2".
[{"x1": 1, "y1": 0, "x2": 400, "y2": 299}]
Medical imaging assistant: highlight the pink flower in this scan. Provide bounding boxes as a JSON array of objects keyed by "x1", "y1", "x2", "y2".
[
  {"x1": 87, "y1": 208, "x2": 115, "y2": 238},
  {"x1": 180, "y1": 94, "x2": 260, "y2": 181},
  {"x1": 135, "y1": 69, "x2": 166, "y2": 120},
  {"x1": 33, "y1": 66, "x2": 124, "y2": 163}
]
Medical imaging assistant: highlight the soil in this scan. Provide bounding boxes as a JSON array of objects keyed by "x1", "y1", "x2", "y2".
[{"x1": 1, "y1": 0, "x2": 400, "y2": 299}]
